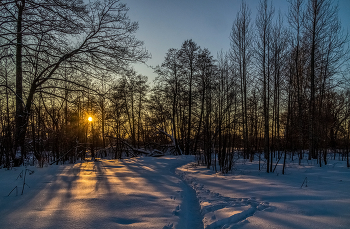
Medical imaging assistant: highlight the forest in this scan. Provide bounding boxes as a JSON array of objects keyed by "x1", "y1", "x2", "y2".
[{"x1": 1, "y1": 0, "x2": 350, "y2": 173}]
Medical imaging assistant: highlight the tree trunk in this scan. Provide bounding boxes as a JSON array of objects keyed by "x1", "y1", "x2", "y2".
[{"x1": 14, "y1": 0, "x2": 26, "y2": 166}]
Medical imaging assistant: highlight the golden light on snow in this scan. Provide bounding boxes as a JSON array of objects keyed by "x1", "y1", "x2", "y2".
[{"x1": 88, "y1": 117, "x2": 93, "y2": 122}]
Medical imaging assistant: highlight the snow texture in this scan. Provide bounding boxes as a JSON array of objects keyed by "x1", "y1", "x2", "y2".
[
  {"x1": 0, "y1": 156, "x2": 198, "y2": 228},
  {"x1": 1, "y1": 155, "x2": 350, "y2": 228},
  {"x1": 176, "y1": 157, "x2": 350, "y2": 229}
]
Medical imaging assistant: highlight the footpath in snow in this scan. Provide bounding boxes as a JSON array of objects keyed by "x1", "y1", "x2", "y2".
[
  {"x1": 1, "y1": 155, "x2": 350, "y2": 228},
  {"x1": 177, "y1": 157, "x2": 350, "y2": 229}
]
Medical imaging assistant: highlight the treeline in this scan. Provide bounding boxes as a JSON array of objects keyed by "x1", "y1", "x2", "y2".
[{"x1": 1, "y1": 0, "x2": 350, "y2": 173}]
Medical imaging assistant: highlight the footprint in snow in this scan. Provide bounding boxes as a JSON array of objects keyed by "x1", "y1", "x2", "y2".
[
  {"x1": 180, "y1": 167, "x2": 272, "y2": 228},
  {"x1": 172, "y1": 205, "x2": 180, "y2": 216},
  {"x1": 162, "y1": 223, "x2": 173, "y2": 229},
  {"x1": 192, "y1": 183, "x2": 271, "y2": 217}
]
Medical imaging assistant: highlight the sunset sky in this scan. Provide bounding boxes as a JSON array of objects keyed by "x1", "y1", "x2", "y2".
[{"x1": 126, "y1": 0, "x2": 350, "y2": 81}]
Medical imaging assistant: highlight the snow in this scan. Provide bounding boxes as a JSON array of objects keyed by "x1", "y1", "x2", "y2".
[
  {"x1": 176, "y1": 157, "x2": 350, "y2": 228},
  {"x1": 1, "y1": 154, "x2": 350, "y2": 228},
  {"x1": 0, "y1": 156, "x2": 196, "y2": 229}
]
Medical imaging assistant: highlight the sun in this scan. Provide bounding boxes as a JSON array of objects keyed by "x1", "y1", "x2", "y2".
[{"x1": 88, "y1": 117, "x2": 93, "y2": 122}]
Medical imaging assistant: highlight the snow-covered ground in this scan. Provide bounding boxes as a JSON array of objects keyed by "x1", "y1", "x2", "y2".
[
  {"x1": 177, "y1": 156, "x2": 350, "y2": 229},
  {"x1": 1, "y1": 154, "x2": 350, "y2": 228},
  {"x1": 0, "y1": 156, "x2": 198, "y2": 229}
]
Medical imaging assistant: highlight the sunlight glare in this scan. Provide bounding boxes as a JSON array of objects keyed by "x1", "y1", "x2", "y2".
[{"x1": 88, "y1": 117, "x2": 93, "y2": 122}]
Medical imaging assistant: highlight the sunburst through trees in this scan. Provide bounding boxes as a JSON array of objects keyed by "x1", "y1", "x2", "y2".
[{"x1": 0, "y1": 0, "x2": 349, "y2": 173}]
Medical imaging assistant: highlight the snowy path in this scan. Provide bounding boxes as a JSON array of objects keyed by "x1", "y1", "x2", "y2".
[
  {"x1": 176, "y1": 159, "x2": 350, "y2": 229},
  {"x1": 172, "y1": 166, "x2": 204, "y2": 229},
  {"x1": 0, "y1": 156, "x2": 202, "y2": 229},
  {"x1": 3, "y1": 156, "x2": 350, "y2": 228}
]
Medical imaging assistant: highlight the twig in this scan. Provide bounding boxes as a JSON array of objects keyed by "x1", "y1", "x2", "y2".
[
  {"x1": 301, "y1": 177, "x2": 308, "y2": 188},
  {"x1": 8, "y1": 186, "x2": 18, "y2": 196},
  {"x1": 273, "y1": 154, "x2": 283, "y2": 173},
  {"x1": 21, "y1": 169, "x2": 34, "y2": 195},
  {"x1": 50, "y1": 148, "x2": 74, "y2": 165},
  {"x1": 16, "y1": 170, "x2": 23, "y2": 180}
]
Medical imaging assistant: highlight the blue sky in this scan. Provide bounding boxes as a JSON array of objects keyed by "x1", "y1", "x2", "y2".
[{"x1": 125, "y1": 0, "x2": 350, "y2": 82}]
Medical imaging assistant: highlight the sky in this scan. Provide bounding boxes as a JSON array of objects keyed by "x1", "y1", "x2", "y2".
[{"x1": 125, "y1": 0, "x2": 350, "y2": 82}]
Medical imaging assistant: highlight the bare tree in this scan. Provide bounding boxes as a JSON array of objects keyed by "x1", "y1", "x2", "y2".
[
  {"x1": 0, "y1": 0, "x2": 149, "y2": 164},
  {"x1": 230, "y1": 1, "x2": 254, "y2": 159},
  {"x1": 155, "y1": 48, "x2": 184, "y2": 155},
  {"x1": 288, "y1": 0, "x2": 305, "y2": 164},
  {"x1": 178, "y1": 39, "x2": 200, "y2": 155},
  {"x1": 303, "y1": 0, "x2": 347, "y2": 160},
  {"x1": 256, "y1": 0, "x2": 274, "y2": 172}
]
